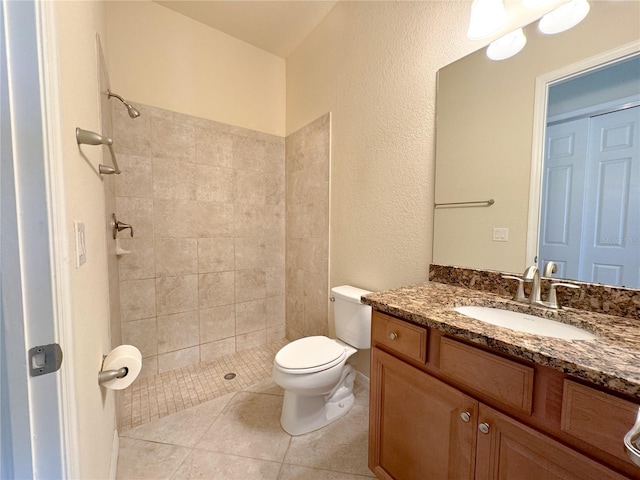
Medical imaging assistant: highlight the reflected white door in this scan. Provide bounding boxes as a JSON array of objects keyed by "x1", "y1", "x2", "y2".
[
  {"x1": 580, "y1": 106, "x2": 640, "y2": 288},
  {"x1": 538, "y1": 118, "x2": 589, "y2": 279}
]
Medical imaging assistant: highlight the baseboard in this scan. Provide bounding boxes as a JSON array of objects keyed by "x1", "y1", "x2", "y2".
[
  {"x1": 109, "y1": 428, "x2": 119, "y2": 480},
  {"x1": 356, "y1": 371, "x2": 370, "y2": 390}
]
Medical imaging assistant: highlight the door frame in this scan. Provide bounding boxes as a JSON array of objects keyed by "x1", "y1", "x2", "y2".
[
  {"x1": 525, "y1": 40, "x2": 640, "y2": 267},
  {"x1": 2, "y1": 0, "x2": 78, "y2": 477}
]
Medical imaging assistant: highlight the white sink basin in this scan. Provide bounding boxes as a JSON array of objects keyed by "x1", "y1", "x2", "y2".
[{"x1": 453, "y1": 306, "x2": 597, "y2": 340}]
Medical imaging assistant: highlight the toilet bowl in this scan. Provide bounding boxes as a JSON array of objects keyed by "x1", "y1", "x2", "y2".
[{"x1": 272, "y1": 285, "x2": 372, "y2": 435}]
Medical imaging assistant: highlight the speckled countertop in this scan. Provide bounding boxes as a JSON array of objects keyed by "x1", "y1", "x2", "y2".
[{"x1": 362, "y1": 282, "x2": 640, "y2": 400}]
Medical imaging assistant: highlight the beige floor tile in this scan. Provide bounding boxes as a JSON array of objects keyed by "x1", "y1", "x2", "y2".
[
  {"x1": 170, "y1": 449, "x2": 281, "y2": 480},
  {"x1": 277, "y1": 464, "x2": 374, "y2": 480},
  {"x1": 353, "y1": 382, "x2": 370, "y2": 406},
  {"x1": 243, "y1": 379, "x2": 283, "y2": 396},
  {"x1": 283, "y1": 404, "x2": 373, "y2": 477},
  {"x1": 196, "y1": 392, "x2": 291, "y2": 462},
  {"x1": 121, "y1": 392, "x2": 235, "y2": 447},
  {"x1": 117, "y1": 437, "x2": 191, "y2": 480}
]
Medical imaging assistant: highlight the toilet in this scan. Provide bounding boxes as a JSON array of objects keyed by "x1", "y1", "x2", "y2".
[{"x1": 272, "y1": 285, "x2": 372, "y2": 435}]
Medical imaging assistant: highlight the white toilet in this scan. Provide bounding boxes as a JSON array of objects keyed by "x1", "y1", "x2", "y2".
[{"x1": 272, "y1": 285, "x2": 372, "y2": 435}]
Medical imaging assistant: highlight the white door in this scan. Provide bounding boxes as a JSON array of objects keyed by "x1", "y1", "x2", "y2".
[
  {"x1": 580, "y1": 106, "x2": 640, "y2": 288},
  {"x1": 538, "y1": 118, "x2": 590, "y2": 279},
  {"x1": 1, "y1": 0, "x2": 74, "y2": 477}
]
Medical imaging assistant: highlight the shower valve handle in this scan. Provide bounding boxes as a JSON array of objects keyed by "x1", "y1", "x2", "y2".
[{"x1": 112, "y1": 213, "x2": 134, "y2": 239}]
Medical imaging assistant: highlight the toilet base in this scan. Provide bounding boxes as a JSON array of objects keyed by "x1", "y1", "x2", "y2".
[{"x1": 280, "y1": 365, "x2": 356, "y2": 436}]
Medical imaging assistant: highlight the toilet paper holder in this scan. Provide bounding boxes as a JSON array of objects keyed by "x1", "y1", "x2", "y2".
[{"x1": 98, "y1": 365, "x2": 128, "y2": 385}]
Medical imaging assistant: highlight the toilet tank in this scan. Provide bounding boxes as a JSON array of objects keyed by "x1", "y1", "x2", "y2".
[{"x1": 331, "y1": 285, "x2": 373, "y2": 349}]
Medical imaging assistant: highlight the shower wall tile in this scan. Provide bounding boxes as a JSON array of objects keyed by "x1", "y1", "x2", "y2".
[
  {"x1": 285, "y1": 114, "x2": 330, "y2": 340},
  {"x1": 138, "y1": 355, "x2": 158, "y2": 380},
  {"x1": 195, "y1": 165, "x2": 234, "y2": 203},
  {"x1": 120, "y1": 279, "x2": 156, "y2": 321},
  {"x1": 121, "y1": 317, "x2": 158, "y2": 358},
  {"x1": 236, "y1": 329, "x2": 267, "y2": 352},
  {"x1": 236, "y1": 299, "x2": 266, "y2": 335},
  {"x1": 200, "y1": 338, "x2": 235, "y2": 363},
  {"x1": 153, "y1": 158, "x2": 196, "y2": 201},
  {"x1": 116, "y1": 103, "x2": 286, "y2": 372},
  {"x1": 266, "y1": 296, "x2": 285, "y2": 329},
  {"x1": 157, "y1": 311, "x2": 199, "y2": 354},
  {"x1": 197, "y1": 201, "x2": 234, "y2": 238},
  {"x1": 112, "y1": 105, "x2": 151, "y2": 156},
  {"x1": 234, "y1": 204, "x2": 265, "y2": 237},
  {"x1": 116, "y1": 197, "x2": 154, "y2": 239},
  {"x1": 155, "y1": 238, "x2": 198, "y2": 277},
  {"x1": 115, "y1": 154, "x2": 153, "y2": 198},
  {"x1": 156, "y1": 275, "x2": 198, "y2": 315},
  {"x1": 158, "y1": 346, "x2": 199, "y2": 373},
  {"x1": 154, "y1": 199, "x2": 198, "y2": 238},
  {"x1": 198, "y1": 238, "x2": 234, "y2": 273},
  {"x1": 233, "y1": 136, "x2": 266, "y2": 172},
  {"x1": 236, "y1": 269, "x2": 267, "y2": 303},
  {"x1": 199, "y1": 272, "x2": 235, "y2": 308},
  {"x1": 118, "y1": 238, "x2": 155, "y2": 281},
  {"x1": 151, "y1": 117, "x2": 195, "y2": 160},
  {"x1": 235, "y1": 237, "x2": 266, "y2": 270},
  {"x1": 199, "y1": 305, "x2": 235, "y2": 344},
  {"x1": 195, "y1": 128, "x2": 233, "y2": 168},
  {"x1": 234, "y1": 170, "x2": 266, "y2": 204}
]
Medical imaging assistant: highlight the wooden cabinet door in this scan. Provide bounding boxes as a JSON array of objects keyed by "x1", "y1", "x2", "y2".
[
  {"x1": 369, "y1": 347, "x2": 477, "y2": 480},
  {"x1": 475, "y1": 404, "x2": 628, "y2": 480}
]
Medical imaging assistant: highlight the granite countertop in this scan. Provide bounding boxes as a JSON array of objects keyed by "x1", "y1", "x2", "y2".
[{"x1": 362, "y1": 282, "x2": 640, "y2": 400}]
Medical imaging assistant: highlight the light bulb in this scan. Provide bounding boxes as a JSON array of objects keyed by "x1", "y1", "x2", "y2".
[
  {"x1": 539, "y1": 0, "x2": 590, "y2": 34},
  {"x1": 487, "y1": 28, "x2": 527, "y2": 60},
  {"x1": 467, "y1": 0, "x2": 508, "y2": 40}
]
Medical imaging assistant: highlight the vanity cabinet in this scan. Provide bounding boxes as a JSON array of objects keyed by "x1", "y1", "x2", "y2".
[{"x1": 369, "y1": 310, "x2": 638, "y2": 480}]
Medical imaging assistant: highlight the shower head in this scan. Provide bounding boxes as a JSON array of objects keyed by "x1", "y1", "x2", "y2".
[{"x1": 107, "y1": 90, "x2": 141, "y2": 119}]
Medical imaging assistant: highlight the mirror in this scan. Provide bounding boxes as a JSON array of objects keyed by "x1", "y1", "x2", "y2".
[{"x1": 433, "y1": 1, "x2": 640, "y2": 288}]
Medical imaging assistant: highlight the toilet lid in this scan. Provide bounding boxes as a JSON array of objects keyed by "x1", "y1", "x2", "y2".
[{"x1": 275, "y1": 336, "x2": 346, "y2": 370}]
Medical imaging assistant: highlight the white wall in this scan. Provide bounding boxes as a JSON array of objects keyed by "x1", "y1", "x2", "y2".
[
  {"x1": 105, "y1": 0, "x2": 286, "y2": 136},
  {"x1": 53, "y1": 2, "x2": 116, "y2": 478}
]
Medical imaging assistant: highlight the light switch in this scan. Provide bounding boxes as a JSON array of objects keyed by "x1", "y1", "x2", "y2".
[
  {"x1": 75, "y1": 221, "x2": 86, "y2": 267},
  {"x1": 493, "y1": 227, "x2": 509, "y2": 242}
]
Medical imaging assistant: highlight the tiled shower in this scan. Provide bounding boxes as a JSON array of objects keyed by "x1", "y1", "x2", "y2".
[{"x1": 111, "y1": 103, "x2": 330, "y2": 379}]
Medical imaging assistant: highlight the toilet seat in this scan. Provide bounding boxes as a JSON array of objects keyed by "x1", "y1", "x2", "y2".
[{"x1": 275, "y1": 336, "x2": 347, "y2": 374}]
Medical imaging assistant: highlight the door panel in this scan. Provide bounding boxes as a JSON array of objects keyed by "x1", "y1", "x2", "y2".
[
  {"x1": 369, "y1": 348, "x2": 476, "y2": 480},
  {"x1": 581, "y1": 106, "x2": 640, "y2": 288},
  {"x1": 539, "y1": 118, "x2": 589, "y2": 279},
  {"x1": 475, "y1": 404, "x2": 627, "y2": 480}
]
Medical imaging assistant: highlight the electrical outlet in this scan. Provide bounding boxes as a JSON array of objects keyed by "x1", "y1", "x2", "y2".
[
  {"x1": 493, "y1": 227, "x2": 509, "y2": 242},
  {"x1": 75, "y1": 221, "x2": 86, "y2": 267}
]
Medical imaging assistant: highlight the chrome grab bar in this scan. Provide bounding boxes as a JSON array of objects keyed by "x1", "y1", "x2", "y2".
[
  {"x1": 624, "y1": 406, "x2": 640, "y2": 467},
  {"x1": 434, "y1": 199, "x2": 495, "y2": 208},
  {"x1": 75, "y1": 127, "x2": 121, "y2": 175}
]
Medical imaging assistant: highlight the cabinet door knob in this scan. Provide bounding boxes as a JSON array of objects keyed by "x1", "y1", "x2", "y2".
[
  {"x1": 388, "y1": 332, "x2": 398, "y2": 340},
  {"x1": 478, "y1": 423, "x2": 490, "y2": 434},
  {"x1": 460, "y1": 411, "x2": 471, "y2": 423}
]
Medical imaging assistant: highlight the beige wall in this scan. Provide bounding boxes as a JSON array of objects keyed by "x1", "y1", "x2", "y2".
[
  {"x1": 433, "y1": 1, "x2": 640, "y2": 274},
  {"x1": 287, "y1": 1, "x2": 475, "y2": 297},
  {"x1": 53, "y1": 2, "x2": 116, "y2": 478},
  {"x1": 105, "y1": 0, "x2": 286, "y2": 136}
]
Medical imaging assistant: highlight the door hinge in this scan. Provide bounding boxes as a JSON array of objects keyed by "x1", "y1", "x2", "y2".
[{"x1": 28, "y1": 343, "x2": 63, "y2": 377}]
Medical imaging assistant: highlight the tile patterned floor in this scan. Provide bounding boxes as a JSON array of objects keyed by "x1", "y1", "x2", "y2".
[
  {"x1": 117, "y1": 376, "x2": 375, "y2": 479},
  {"x1": 119, "y1": 340, "x2": 288, "y2": 431}
]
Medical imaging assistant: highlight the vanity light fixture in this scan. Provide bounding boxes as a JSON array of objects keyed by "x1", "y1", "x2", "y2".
[
  {"x1": 487, "y1": 28, "x2": 527, "y2": 60},
  {"x1": 538, "y1": 0, "x2": 590, "y2": 34},
  {"x1": 467, "y1": 0, "x2": 508, "y2": 40}
]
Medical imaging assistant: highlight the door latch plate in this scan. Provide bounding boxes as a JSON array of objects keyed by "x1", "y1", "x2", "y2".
[{"x1": 28, "y1": 343, "x2": 63, "y2": 377}]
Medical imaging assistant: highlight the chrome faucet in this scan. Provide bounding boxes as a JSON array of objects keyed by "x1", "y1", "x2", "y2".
[{"x1": 523, "y1": 265, "x2": 541, "y2": 305}]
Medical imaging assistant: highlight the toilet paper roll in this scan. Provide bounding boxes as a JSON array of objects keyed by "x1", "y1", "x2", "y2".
[{"x1": 101, "y1": 344, "x2": 142, "y2": 390}]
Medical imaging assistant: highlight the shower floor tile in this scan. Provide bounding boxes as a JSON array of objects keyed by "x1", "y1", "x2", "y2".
[{"x1": 119, "y1": 340, "x2": 288, "y2": 431}]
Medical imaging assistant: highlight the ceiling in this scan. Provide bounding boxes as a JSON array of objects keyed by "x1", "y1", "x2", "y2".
[{"x1": 155, "y1": 0, "x2": 339, "y2": 58}]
